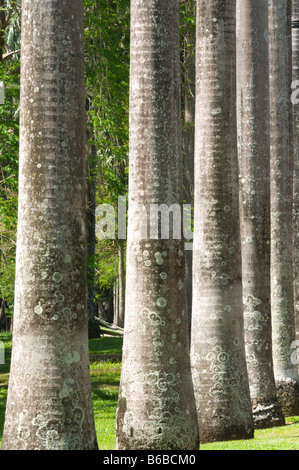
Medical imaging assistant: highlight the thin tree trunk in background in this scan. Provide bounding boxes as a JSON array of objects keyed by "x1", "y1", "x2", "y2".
[
  {"x1": 87, "y1": 131, "x2": 98, "y2": 337},
  {"x1": 116, "y1": 0, "x2": 199, "y2": 450},
  {"x1": 1, "y1": 0, "x2": 98, "y2": 450},
  {"x1": 107, "y1": 286, "x2": 114, "y2": 323},
  {"x1": 269, "y1": 0, "x2": 299, "y2": 416},
  {"x1": 181, "y1": 0, "x2": 195, "y2": 338},
  {"x1": 236, "y1": 0, "x2": 285, "y2": 429},
  {"x1": 190, "y1": 0, "x2": 254, "y2": 444},
  {"x1": 116, "y1": 240, "x2": 125, "y2": 328},
  {"x1": 113, "y1": 277, "x2": 119, "y2": 325},
  {"x1": 292, "y1": 0, "x2": 299, "y2": 349},
  {"x1": 0, "y1": 0, "x2": 5, "y2": 62}
]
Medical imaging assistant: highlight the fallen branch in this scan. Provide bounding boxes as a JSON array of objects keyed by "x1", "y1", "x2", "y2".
[
  {"x1": 94, "y1": 316, "x2": 124, "y2": 337},
  {"x1": 2, "y1": 49, "x2": 20, "y2": 62}
]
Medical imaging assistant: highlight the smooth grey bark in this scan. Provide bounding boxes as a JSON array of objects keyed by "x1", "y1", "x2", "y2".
[
  {"x1": 269, "y1": 0, "x2": 299, "y2": 416},
  {"x1": 115, "y1": 0, "x2": 199, "y2": 450},
  {"x1": 292, "y1": 0, "x2": 299, "y2": 351},
  {"x1": 1, "y1": 0, "x2": 98, "y2": 450},
  {"x1": 190, "y1": 0, "x2": 254, "y2": 443},
  {"x1": 236, "y1": 0, "x2": 285, "y2": 428}
]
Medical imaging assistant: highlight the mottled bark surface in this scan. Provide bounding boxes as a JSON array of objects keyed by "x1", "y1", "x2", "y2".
[
  {"x1": 1, "y1": 0, "x2": 98, "y2": 450},
  {"x1": 269, "y1": 0, "x2": 299, "y2": 416},
  {"x1": 190, "y1": 0, "x2": 254, "y2": 443},
  {"x1": 236, "y1": 0, "x2": 285, "y2": 428},
  {"x1": 115, "y1": 0, "x2": 199, "y2": 450}
]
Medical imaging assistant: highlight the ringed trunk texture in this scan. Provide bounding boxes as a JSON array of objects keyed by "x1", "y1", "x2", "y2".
[
  {"x1": 269, "y1": 0, "x2": 299, "y2": 416},
  {"x1": 236, "y1": 0, "x2": 285, "y2": 428},
  {"x1": 115, "y1": 0, "x2": 199, "y2": 450},
  {"x1": 1, "y1": 0, "x2": 98, "y2": 450},
  {"x1": 190, "y1": 0, "x2": 254, "y2": 443}
]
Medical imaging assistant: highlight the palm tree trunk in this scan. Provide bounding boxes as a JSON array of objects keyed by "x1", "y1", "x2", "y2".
[
  {"x1": 190, "y1": 0, "x2": 254, "y2": 443},
  {"x1": 236, "y1": 0, "x2": 285, "y2": 428},
  {"x1": 1, "y1": 0, "x2": 98, "y2": 450},
  {"x1": 115, "y1": 0, "x2": 199, "y2": 450},
  {"x1": 269, "y1": 0, "x2": 299, "y2": 416}
]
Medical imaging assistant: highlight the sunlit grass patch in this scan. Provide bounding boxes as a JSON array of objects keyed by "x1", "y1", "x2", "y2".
[
  {"x1": 1, "y1": 333, "x2": 299, "y2": 450},
  {"x1": 201, "y1": 418, "x2": 299, "y2": 450},
  {"x1": 90, "y1": 356, "x2": 121, "y2": 450},
  {"x1": 89, "y1": 338, "x2": 122, "y2": 449}
]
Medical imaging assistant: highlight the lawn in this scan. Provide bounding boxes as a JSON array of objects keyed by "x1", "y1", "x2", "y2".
[{"x1": 0, "y1": 331, "x2": 299, "y2": 450}]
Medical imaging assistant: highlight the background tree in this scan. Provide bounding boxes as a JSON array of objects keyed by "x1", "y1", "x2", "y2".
[
  {"x1": 190, "y1": 0, "x2": 254, "y2": 443},
  {"x1": 0, "y1": 0, "x2": 130, "y2": 334},
  {"x1": 268, "y1": 0, "x2": 299, "y2": 416},
  {"x1": 84, "y1": 0, "x2": 129, "y2": 327},
  {"x1": 181, "y1": 0, "x2": 196, "y2": 336},
  {"x1": 1, "y1": 0, "x2": 98, "y2": 449},
  {"x1": 115, "y1": 0, "x2": 199, "y2": 450},
  {"x1": 0, "y1": 0, "x2": 21, "y2": 330},
  {"x1": 292, "y1": 0, "x2": 299, "y2": 347},
  {"x1": 236, "y1": 0, "x2": 285, "y2": 428},
  {"x1": 0, "y1": 1, "x2": 21, "y2": 63}
]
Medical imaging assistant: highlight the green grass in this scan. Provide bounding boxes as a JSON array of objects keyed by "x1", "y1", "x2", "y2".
[
  {"x1": 91, "y1": 360, "x2": 121, "y2": 449},
  {"x1": 89, "y1": 336, "x2": 122, "y2": 450},
  {"x1": 200, "y1": 418, "x2": 299, "y2": 450},
  {"x1": 1, "y1": 332, "x2": 299, "y2": 450},
  {"x1": 89, "y1": 336, "x2": 123, "y2": 357}
]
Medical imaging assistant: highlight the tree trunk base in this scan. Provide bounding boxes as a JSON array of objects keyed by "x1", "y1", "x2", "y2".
[
  {"x1": 197, "y1": 419, "x2": 254, "y2": 444},
  {"x1": 275, "y1": 378, "x2": 299, "y2": 417},
  {"x1": 88, "y1": 317, "x2": 101, "y2": 339},
  {"x1": 251, "y1": 397, "x2": 285, "y2": 429}
]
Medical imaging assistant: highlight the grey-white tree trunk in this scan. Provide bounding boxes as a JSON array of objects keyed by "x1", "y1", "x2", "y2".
[
  {"x1": 115, "y1": 0, "x2": 199, "y2": 450},
  {"x1": 190, "y1": 0, "x2": 254, "y2": 443},
  {"x1": 269, "y1": 0, "x2": 299, "y2": 416},
  {"x1": 236, "y1": 0, "x2": 285, "y2": 428},
  {"x1": 1, "y1": 0, "x2": 98, "y2": 450},
  {"x1": 292, "y1": 0, "x2": 299, "y2": 352}
]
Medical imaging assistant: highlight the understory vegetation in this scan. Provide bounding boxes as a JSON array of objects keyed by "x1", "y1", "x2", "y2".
[{"x1": 0, "y1": 332, "x2": 298, "y2": 451}]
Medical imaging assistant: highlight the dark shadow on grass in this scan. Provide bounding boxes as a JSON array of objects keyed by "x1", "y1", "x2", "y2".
[
  {"x1": 90, "y1": 354, "x2": 122, "y2": 363},
  {"x1": 92, "y1": 388, "x2": 119, "y2": 416},
  {"x1": 89, "y1": 337, "x2": 123, "y2": 357},
  {"x1": 91, "y1": 374, "x2": 120, "y2": 388},
  {"x1": 92, "y1": 388, "x2": 119, "y2": 400}
]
